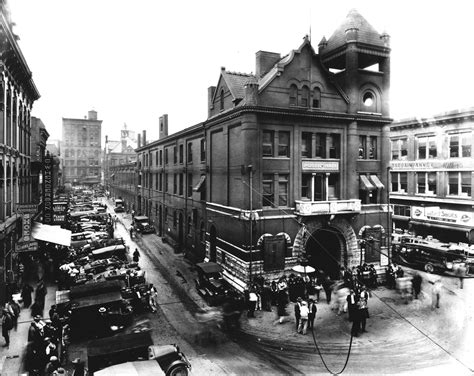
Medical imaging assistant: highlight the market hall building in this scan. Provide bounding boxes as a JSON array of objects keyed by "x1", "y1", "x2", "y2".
[
  {"x1": 135, "y1": 10, "x2": 392, "y2": 290},
  {"x1": 390, "y1": 107, "x2": 474, "y2": 244}
]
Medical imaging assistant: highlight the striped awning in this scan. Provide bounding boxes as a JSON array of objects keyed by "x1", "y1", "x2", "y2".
[
  {"x1": 359, "y1": 175, "x2": 375, "y2": 191},
  {"x1": 370, "y1": 175, "x2": 385, "y2": 189}
]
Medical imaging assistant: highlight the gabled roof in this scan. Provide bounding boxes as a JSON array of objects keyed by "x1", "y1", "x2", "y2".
[
  {"x1": 323, "y1": 9, "x2": 385, "y2": 54},
  {"x1": 214, "y1": 70, "x2": 256, "y2": 104}
]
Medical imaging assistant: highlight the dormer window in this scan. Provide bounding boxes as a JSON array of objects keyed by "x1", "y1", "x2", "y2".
[
  {"x1": 220, "y1": 89, "x2": 225, "y2": 111},
  {"x1": 289, "y1": 84, "x2": 298, "y2": 106},
  {"x1": 301, "y1": 86, "x2": 310, "y2": 107}
]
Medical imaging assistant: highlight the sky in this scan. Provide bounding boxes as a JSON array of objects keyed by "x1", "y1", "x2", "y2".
[{"x1": 8, "y1": 0, "x2": 474, "y2": 145}]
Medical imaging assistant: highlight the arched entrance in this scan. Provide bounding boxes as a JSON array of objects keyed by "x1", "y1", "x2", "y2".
[
  {"x1": 305, "y1": 227, "x2": 345, "y2": 280},
  {"x1": 209, "y1": 225, "x2": 217, "y2": 262}
]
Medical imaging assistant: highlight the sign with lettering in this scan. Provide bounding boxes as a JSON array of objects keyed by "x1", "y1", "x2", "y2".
[
  {"x1": 391, "y1": 159, "x2": 474, "y2": 171},
  {"x1": 412, "y1": 206, "x2": 474, "y2": 227},
  {"x1": 302, "y1": 160, "x2": 339, "y2": 172},
  {"x1": 16, "y1": 203, "x2": 38, "y2": 213},
  {"x1": 16, "y1": 240, "x2": 38, "y2": 253},
  {"x1": 43, "y1": 154, "x2": 54, "y2": 224}
]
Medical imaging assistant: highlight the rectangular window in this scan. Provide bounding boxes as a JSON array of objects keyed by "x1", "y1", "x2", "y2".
[
  {"x1": 392, "y1": 172, "x2": 408, "y2": 192},
  {"x1": 155, "y1": 173, "x2": 159, "y2": 190},
  {"x1": 400, "y1": 139, "x2": 408, "y2": 159},
  {"x1": 329, "y1": 134, "x2": 340, "y2": 159},
  {"x1": 165, "y1": 149, "x2": 168, "y2": 165},
  {"x1": 278, "y1": 131, "x2": 290, "y2": 157},
  {"x1": 368, "y1": 136, "x2": 377, "y2": 159},
  {"x1": 278, "y1": 175, "x2": 288, "y2": 206},
  {"x1": 428, "y1": 172, "x2": 436, "y2": 194},
  {"x1": 179, "y1": 144, "x2": 184, "y2": 164},
  {"x1": 159, "y1": 150, "x2": 163, "y2": 166},
  {"x1": 301, "y1": 174, "x2": 311, "y2": 199},
  {"x1": 315, "y1": 133, "x2": 326, "y2": 158},
  {"x1": 179, "y1": 173, "x2": 183, "y2": 195},
  {"x1": 448, "y1": 172, "x2": 458, "y2": 195},
  {"x1": 428, "y1": 137, "x2": 437, "y2": 158},
  {"x1": 164, "y1": 173, "x2": 168, "y2": 192},
  {"x1": 417, "y1": 172, "x2": 426, "y2": 194},
  {"x1": 461, "y1": 133, "x2": 472, "y2": 157},
  {"x1": 173, "y1": 173, "x2": 177, "y2": 194},
  {"x1": 400, "y1": 172, "x2": 407, "y2": 192},
  {"x1": 187, "y1": 142, "x2": 193, "y2": 163},
  {"x1": 301, "y1": 132, "x2": 312, "y2": 158},
  {"x1": 159, "y1": 173, "x2": 163, "y2": 191},
  {"x1": 187, "y1": 173, "x2": 193, "y2": 197},
  {"x1": 200, "y1": 139, "x2": 206, "y2": 162},
  {"x1": 262, "y1": 131, "x2": 274, "y2": 157},
  {"x1": 262, "y1": 174, "x2": 274, "y2": 207},
  {"x1": 359, "y1": 136, "x2": 366, "y2": 159},
  {"x1": 418, "y1": 137, "x2": 427, "y2": 159},
  {"x1": 449, "y1": 135, "x2": 459, "y2": 158},
  {"x1": 328, "y1": 174, "x2": 339, "y2": 199},
  {"x1": 155, "y1": 151, "x2": 159, "y2": 165},
  {"x1": 174, "y1": 146, "x2": 177, "y2": 164},
  {"x1": 462, "y1": 172, "x2": 471, "y2": 196}
]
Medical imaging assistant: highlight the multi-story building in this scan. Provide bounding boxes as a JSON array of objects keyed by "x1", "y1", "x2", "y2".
[
  {"x1": 390, "y1": 107, "x2": 474, "y2": 244},
  {"x1": 0, "y1": 0, "x2": 40, "y2": 302},
  {"x1": 62, "y1": 110, "x2": 102, "y2": 186},
  {"x1": 136, "y1": 9, "x2": 392, "y2": 290}
]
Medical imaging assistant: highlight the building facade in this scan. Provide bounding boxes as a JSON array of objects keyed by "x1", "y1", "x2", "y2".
[
  {"x1": 136, "y1": 10, "x2": 392, "y2": 290},
  {"x1": 0, "y1": 0, "x2": 40, "y2": 302},
  {"x1": 61, "y1": 110, "x2": 102, "y2": 186},
  {"x1": 390, "y1": 107, "x2": 474, "y2": 244}
]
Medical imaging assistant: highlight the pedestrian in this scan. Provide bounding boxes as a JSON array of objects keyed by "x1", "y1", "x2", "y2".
[
  {"x1": 35, "y1": 279, "x2": 47, "y2": 311},
  {"x1": 455, "y1": 263, "x2": 467, "y2": 289},
  {"x1": 1, "y1": 308, "x2": 13, "y2": 347},
  {"x1": 412, "y1": 273, "x2": 422, "y2": 299},
  {"x1": 148, "y1": 284, "x2": 158, "y2": 313},
  {"x1": 262, "y1": 282, "x2": 272, "y2": 311},
  {"x1": 307, "y1": 298, "x2": 317, "y2": 330},
  {"x1": 44, "y1": 355, "x2": 60, "y2": 375},
  {"x1": 6, "y1": 298, "x2": 20, "y2": 330},
  {"x1": 21, "y1": 283, "x2": 34, "y2": 308},
  {"x1": 358, "y1": 287, "x2": 370, "y2": 333},
  {"x1": 247, "y1": 288, "x2": 258, "y2": 318},
  {"x1": 130, "y1": 227, "x2": 134, "y2": 239},
  {"x1": 322, "y1": 275, "x2": 333, "y2": 304},
  {"x1": 314, "y1": 276, "x2": 323, "y2": 302},
  {"x1": 297, "y1": 300, "x2": 309, "y2": 335},
  {"x1": 133, "y1": 248, "x2": 140, "y2": 263},
  {"x1": 294, "y1": 297, "x2": 302, "y2": 331},
  {"x1": 430, "y1": 279, "x2": 443, "y2": 309},
  {"x1": 274, "y1": 288, "x2": 288, "y2": 324},
  {"x1": 336, "y1": 285, "x2": 349, "y2": 315}
]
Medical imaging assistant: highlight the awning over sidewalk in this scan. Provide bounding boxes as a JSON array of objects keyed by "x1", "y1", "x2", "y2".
[
  {"x1": 193, "y1": 175, "x2": 206, "y2": 192},
  {"x1": 359, "y1": 175, "x2": 375, "y2": 191},
  {"x1": 32, "y1": 222, "x2": 72, "y2": 246}
]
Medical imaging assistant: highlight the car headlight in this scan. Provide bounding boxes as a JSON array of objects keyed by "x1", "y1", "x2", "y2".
[{"x1": 446, "y1": 262, "x2": 453, "y2": 269}]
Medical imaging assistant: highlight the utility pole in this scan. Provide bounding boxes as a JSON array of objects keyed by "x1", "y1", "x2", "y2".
[
  {"x1": 387, "y1": 166, "x2": 392, "y2": 264},
  {"x1": 248, "y1": 165, "x2": 253, "y2": 284}
]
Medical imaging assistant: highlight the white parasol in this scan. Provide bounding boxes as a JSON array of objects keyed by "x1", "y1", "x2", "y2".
[{"x1": 292, "y1": 264, "x2": 316, "y2": 274}]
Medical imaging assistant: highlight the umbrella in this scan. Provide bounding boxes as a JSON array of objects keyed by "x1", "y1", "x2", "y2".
[{"x1": 292, "y1": 264, "x2": 315, "y2": 274}]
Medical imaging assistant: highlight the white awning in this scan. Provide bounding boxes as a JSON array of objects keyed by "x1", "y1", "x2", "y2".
[
  {"x1": 193, "y1": 175, "x2": 206, "y2": 192},
  {"x1": 370, "y1": 175, "x2": 385, "y2": 189},
  {"x1": 32, "y1": 223, "x2": 72, "y2": 246},
  {"x1": 359, "y1": 175, "x2": 375, "y2": 191}
]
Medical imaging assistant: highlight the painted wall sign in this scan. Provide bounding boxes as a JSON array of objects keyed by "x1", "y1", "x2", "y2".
[{"x1": 302, "y1": 160, "x2": 339, "y2": 172}]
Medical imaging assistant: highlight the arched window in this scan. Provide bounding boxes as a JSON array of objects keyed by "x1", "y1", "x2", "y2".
[
  {"x1": 362, "y1": 91, "x2": 377, "y2": 112},
  {"x1": 220, "y1": 89, "x2": 225, "y2": 110},
  {"x1": 301, "y1": 86, "x2": 310, "y2": 107},
  {"x1": 312, "y1": 87, "x2": 321, "y2": 108},
  {"x1": 289, "y1": 84, "x2": 298, "y2": 106}
]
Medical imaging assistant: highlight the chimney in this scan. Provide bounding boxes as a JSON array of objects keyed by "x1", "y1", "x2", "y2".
[
  {"x1": 256, "y1": 51, "x2": 281, "y2": 78},
  {"x1": 244, "y1": 79, "x2": 259, "y2": 106},
  {"x1": 207, "y1": 86, "x2": 216, "y2": 118},
  {"x1": 88, "y1": 110, "x2": 97, "y2": 120},
  {"x1": 137, "y1": 133, "x2": 141, "y2": 148},
  {"x1": 142, "y1": 130, "x2": 147, "y2": 146},
  {"x1": 159, "y1": 114, "x2": 168, "y2": 139}
]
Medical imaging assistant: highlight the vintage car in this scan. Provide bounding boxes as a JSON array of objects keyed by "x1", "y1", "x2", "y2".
[
  {"x1": 133, "y1": 216, "x2": 156, "y2": 234},
  {"x1": 88, "y1": 331, "x2": 191, "y2": 376},
  {"x1": 114, "y1": 199, "x2": 125, "y2": 213},
  {"x1": 195, "y1": 262, "x2": 230, "y2": 306}
]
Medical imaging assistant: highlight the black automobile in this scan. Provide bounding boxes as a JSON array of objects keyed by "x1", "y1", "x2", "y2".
[
  {"x1": 133, "y1": 216, "x2": 156, "y2": 234},
  {"x1": 195, "y1": 262, "x2": 230, "y2": 306}
]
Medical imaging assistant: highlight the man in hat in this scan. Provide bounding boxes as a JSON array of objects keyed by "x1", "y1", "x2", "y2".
[
  {"x1": 297, "y1": 300, "x2": 309, "y2": 335},
  {"x1": 2, "y1": 308, "x2": 13, "y2": 347},
  {"x1": 294, "y1": 297, "x2": 302, "y2": 331}
]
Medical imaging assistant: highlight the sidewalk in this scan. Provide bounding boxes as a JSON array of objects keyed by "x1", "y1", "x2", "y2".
[{"x1": 0, "y1": 281, "x2": 57, "y2": 375}]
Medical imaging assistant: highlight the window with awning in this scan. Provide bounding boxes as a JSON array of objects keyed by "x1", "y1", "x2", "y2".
[
  {"x1": 370, "y1": 175, "x2": 384, "y2": 190},
  {"x1": 193, "y1": 175, "x2": 206, "y2": 192},
  {"x1": 359, "y1": 175, "x2": 375, "y2": 191}
]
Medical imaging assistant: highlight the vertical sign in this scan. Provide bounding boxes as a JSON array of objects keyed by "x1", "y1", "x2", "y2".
[{"x1": 43, "y1": 154, "x2": 53, "y2": 224}]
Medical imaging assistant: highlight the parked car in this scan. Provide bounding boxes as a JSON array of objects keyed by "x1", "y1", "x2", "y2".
[
  {"x1": 133, "y1": 216, "x2": 155, "y2": 234},
  {"x1": 115, "y1": 199, "x2": 125, "y2": 213}
]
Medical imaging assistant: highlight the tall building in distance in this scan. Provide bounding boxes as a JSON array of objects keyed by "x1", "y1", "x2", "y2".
[{"x1": 61, "y1": 110, "x2": 102, "y2": 185}]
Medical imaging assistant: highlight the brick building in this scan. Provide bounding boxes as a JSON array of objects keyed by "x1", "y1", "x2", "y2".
[
  {"x1": 0, "y1": 0, "x2": 40, "y2": 302},
  {"x1": 136, "y1": 10, "x2": 392, "y2": 290},
  {"x1": 390, "y1": 107, "x2": 474, "y2": 244},
  {"x1": 61, "y1": 110, "x2": 102, "y2": 186}
]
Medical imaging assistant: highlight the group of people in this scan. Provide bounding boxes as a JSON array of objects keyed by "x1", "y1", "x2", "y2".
[{"x1": 294, "y1": 297, "x2": 317, "y2": 335}]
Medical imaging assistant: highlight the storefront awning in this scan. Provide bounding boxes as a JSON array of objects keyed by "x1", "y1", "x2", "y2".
[
  {"x1": 410, "y1": 219, "x2": 472, "y2": 234},
  {"x1": 32, "y1": 222, "x2": 72, "y2": 246},
  {"x1": 193, "y1": 175, "x2": 206, "y2": 192},
  {"x1": 359, "y1": 175, "x2": 375, "y2": 191},
  {"x1": 370, "y1": 175, "x2": 385, "y2": 189}
]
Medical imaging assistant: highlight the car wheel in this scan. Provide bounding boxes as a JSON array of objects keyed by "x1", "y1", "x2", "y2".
[
  {"x1": 424, "y1": 263, "x2": 434, "y2": 273},
  {"x1": 166, "y1": 364, "x2": 189, "y2": 376}
]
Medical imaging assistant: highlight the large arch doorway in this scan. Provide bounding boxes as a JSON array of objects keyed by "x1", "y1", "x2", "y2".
[
  {"x1": 209, "y1": 225, "x2": 217, "y2": 262},
  {"x1": 305, "y1": 227, "x2": 345, "y2": 280}
]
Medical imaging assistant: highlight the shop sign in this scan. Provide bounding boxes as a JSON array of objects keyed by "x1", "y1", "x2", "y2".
[
  {"x1": 16, "y1": 240, "x2": 38, "y2": 253},
  {"x1": 16, "y1": 203, "x2": 38, "y2": 214},
  {"x1": 412, "y1": 206, "x2": 474, "y2": 227},
  {"x1": 43, "y1": 155, "x2": 54, "y2": 224},
  {"x1": 391, "y1": 159, "x2": 474, "y2": 171},
  {"x1": 302, "y1": 160, "x2": 339, "y2": 172}
]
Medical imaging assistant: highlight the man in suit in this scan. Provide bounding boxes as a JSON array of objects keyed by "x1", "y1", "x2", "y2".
[
  {"x1": 307, "y1": 298, "x2": 317, "y2": 330},
  {"x1": 294, "y1": 297, "x2": 302, "y2": 331}
]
